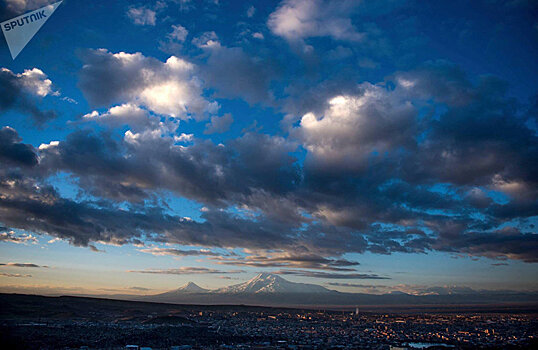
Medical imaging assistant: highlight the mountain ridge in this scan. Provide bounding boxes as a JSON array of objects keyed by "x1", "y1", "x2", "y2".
[{"x1": 137, "y1": 273, "x2": 538, "y2": 308}]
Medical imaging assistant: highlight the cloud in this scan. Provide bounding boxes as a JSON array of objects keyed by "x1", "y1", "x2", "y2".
[
  {"x1": 393, "y1": 63, "x2": 538, "y2": 193},
  {"x1": 128, "y1": 286, "x2": 152, "y2": 291},
  {"x1": 292, "y1": 84, "x2": 416, "y2": 173},
  {"x1": 0, "y1": 262, "x2": 47, "y2": 268},
  {"x1": 0, "y1": 262, "x2": 48, "y2": 268},
  {"x1": 168, "y1": 24, "x2": 188, "y2": 42},
  {"x1": 16, "y1": 68, "x2": 57, "y2": 97},
  {"x1": 127, "y1": 6, "x2": 156, "y2": 26},
  {"x1": 387, "y1": 284, "x2": 483, "y2": 296},
  {"x1": 199, "y1": 42, "x2": 277, "y2": 104},
  {"x1": 128, "y1": 267, "x2": 245, "y2": 275},
  {"x1": 268, "y1": 0, "x2": 363, "y2": 42},
  {"x1": 39, "y1": 129, "x2": 299, "y2": 205},
  {"x1": 89, "y1": 244, "x2": 103, "y2": 253},
  {"x1": 274, "y1": 270, "x2": 390, "y2": 279},
  {"x1": 1, "y1": 57, "x2": 537, "y2": 265},
  {"x1": 327, "y1": 282, "x2": 386, "y2": 288},
  {"x1": 246, "y1": 5, "x2": 255, "y2": 18},
  {"x1": 0, "y1": 68, "x2": 58, "y2": 124},
  {"x1": 0, "y1": 166, "x2": 301, "y2": 250},
  {"x1": 78, "y1": 49, "x2": 219, "y2": 120},
  {"x1": 433, "y1": 227, "x2": 538, "y2": 263},
  {"x1": 138, "y1": 247, "x2": 221, "y2": 257},
  {"x1": 159, "y1": 24, "x2": 189, "y2": 53},
  {"x1": 327, "y1": 283, "x2": 502, "y2": 296},
  {"x1": 0, "y1": 230, "x2": 38, "y2": 245},
  {"x1": 217, "y1": 276, "x2": 236, "y2": 280},
  {"x1": 0, "y1": 273, "x2": 32, "y2": 277},
  {"x1": 97, "y1": 286, "x2": 153, "y2": 292},
  {"x1": 211, "y1": 252, "x2": 360, "y2": 271},
  {"x1": 204, "y1": 113, "x2": 233, "y2": 134},
  {"x1": 0, "y1": 126, "x2": 38, "y2": 167},
  {"x1": 192, "y1": 31, "x2": 220, "y2": 48},
  {"x1": 82, "y1": 104, "x2": 156, "y2": 132},
  {"x1": 175, "y1": 133, "x2": 193, "y2": 143}
]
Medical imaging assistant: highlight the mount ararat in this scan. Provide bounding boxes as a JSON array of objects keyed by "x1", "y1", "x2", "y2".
[{"x1": 127, "y1": 273, "x2": 538, "y2": 309}]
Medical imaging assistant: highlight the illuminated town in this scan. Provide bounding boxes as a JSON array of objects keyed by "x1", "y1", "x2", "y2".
[{"x1": 1, "y1": 295, "x2": 536, "y2": 349}]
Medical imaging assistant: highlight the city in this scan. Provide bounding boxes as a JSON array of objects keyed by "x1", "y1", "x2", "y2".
[{"x1": 1, "y1": 294, "x2": 536, "y2": 349}]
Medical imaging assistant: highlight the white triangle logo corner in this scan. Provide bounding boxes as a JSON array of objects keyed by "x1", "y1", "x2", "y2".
[{"x1": 1, "y1": 1, "x2": 62, "y2": 60}]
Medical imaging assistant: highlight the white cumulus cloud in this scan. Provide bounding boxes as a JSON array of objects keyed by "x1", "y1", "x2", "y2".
[{"x1": 268, "y1": 0, "x2": 363, "y2": 42}]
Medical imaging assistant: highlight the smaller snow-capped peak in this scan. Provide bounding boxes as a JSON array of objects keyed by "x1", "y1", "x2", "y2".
[{"x1": 175, "y1": 282, "x2": 209, "y2": 293}]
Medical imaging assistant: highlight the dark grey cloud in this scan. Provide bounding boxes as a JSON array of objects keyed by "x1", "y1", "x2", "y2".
[
  {"x1": 0, "y1": 171, "x2": 295, "y2": 249},
  {"x1": 433, "y1": 227, "x2": 538, "y2": 263},
  {"x1": 0, "y1": 68, "x2": 57, "y2": 124},
  {"x1": 77, "y1": 49, "x2": 156, "y2": 107},
  {"x1": 39, "y1": 129, "x2": 299, "y2": 205},
  {"x1": 0, "y1": 162, "x2": 304, "y2": 251},
  {"x1": 0, "y1": 127, "x2": 38, "y2": 167},
  {"x1": 211, "y1": 254, "x2": 360, "y2": 271},
  {"x1": 395, "y1": 63, "x2": 538, "y2": 190}
]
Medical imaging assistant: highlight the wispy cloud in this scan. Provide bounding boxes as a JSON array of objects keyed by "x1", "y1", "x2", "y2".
[
  {"x1": 128, "y1": 267, "x2": 245, "y2": 275},
  {"x1": 0, "y1": 273, "x2": 32, "y2": 277},
  {"x1": 138, "y1": 247, "x2": 220, "y2": 257},
  {"x1": 274, "y1": 270, "x2": 390, "y2": 280},
  {"x1": 210, "y1": 252, "x2": 360, "y2": 271},
  {"x1": 327, "y1": 282, "x2": 388, "y2": 288},
  {"x1": 0, "y1": 262, "x2": 48, "y2": 268},
  {"x1": 127, "y1": 6, "x2": 156, "y2": 26}
]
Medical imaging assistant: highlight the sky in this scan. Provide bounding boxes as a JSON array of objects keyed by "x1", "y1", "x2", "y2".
[{"x1": 0, "y1": 0, "x2": 537, "y2": 297}]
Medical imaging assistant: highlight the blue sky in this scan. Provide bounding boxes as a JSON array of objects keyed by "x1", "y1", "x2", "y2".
[{"x1": 0, "y1": 0, "x2": 537, "y2": 296}]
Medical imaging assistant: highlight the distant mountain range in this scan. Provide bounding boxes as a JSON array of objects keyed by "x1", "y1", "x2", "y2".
[{"x1": 130, "y1": 273, "x2": 538, "y2": 308}]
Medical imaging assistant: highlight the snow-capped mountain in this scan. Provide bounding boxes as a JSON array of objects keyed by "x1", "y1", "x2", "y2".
[
  {"x1": 144, "y1": 273, "x2": 333, "y2": 305},
  {"x1": 216, "y1": 273, "x2": 331, "y2": 294},
  {"x1": 157, "y1": 282, "x2": 209, "y2": 297},
  {"x1": 176, "y1": 282, "x2": 209, "y2": 293}
]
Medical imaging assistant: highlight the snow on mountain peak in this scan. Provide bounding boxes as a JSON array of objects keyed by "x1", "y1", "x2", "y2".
[
  {"x1": 216, "y1": 273, "x2": 331, "y2": 294},
  {"x1": 175, "y1": 282, "x2": 208, "y2": 293}
]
